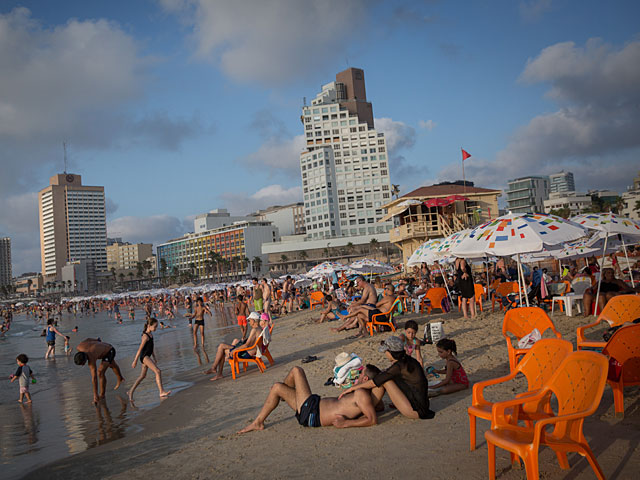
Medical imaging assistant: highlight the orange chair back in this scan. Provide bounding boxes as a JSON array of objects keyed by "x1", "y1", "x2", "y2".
[
  {"x1": 503, "y1": 307, "x2": 561, "y2": 340},
  {"x1": 474, "y1": 284, "x2": 485, "y2": 301},
  {"x1": 489, "y1": 278, "x2": 501, "y2": 290},
  {"x1": 603, "y1": 324, "x2": 640, "y2": 384},
  {"x1": 597, "y1": 294, "x2": 640, "y2": 327},
  {"x1": 517, "y1": 338, "x2": 574, "y2": 392},
  {"x1": 426, "y1": 287, "x2": 447, "y2": 311},
  {"x1": 496, "y1": 281, "x2": 518, "y2": 297},
  {"x1": 310, "y1": 291, "x2": 324, "y2": 302}
]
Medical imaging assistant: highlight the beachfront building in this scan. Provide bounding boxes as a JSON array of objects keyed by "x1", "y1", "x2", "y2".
[
  {"x1": 300, "y1": 67, "x2": 393, "y2": 240},
  {"x1": 106, "y1": 242, "x2": 153, "y2": 271},
  {"x1": 14, "y1": 273, "x2": 43, "y2": 296},
  {"x1": 38, "y1": 173, "x2": 107, "y2": 281},
  {"x1": 549, "y1": 171, "x2": 575, "y2": 194},
  {"x1": 621, "y1": 171, "x2": 640, "y2": 220},
  {"x1": 194, "y1": 209, "x2": 249, "y2": 234},
  {"x1": 380, "y1": 183, "x2": 502, "y2": 265},
  {"x1": 0, "y1": 237, "x2": 11, "y2": 287},
  {"x1": 543, "y1": 191, "x2": 593, "y2": 216},
  {"x1": 61, "y1": 259, "x2": 97, "y2": 293},
  {"x1": 156, "y1": 220, "x2": 278, "y2": 281},
  {"x1": 506, "y1": 176, "x2": 549, "y2": 214},
  {"x1": 251, "y1": 203, "x2": 306, "y2": 236}
]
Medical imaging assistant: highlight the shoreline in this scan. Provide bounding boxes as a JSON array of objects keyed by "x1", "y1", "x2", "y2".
[{"x1": 22, "y1": 307, "x2": 640, "y2": 480}]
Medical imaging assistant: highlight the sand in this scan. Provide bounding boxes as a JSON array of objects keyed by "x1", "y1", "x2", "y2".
[{"x1": 24, "y1": 304, "x2": 640, "y2": 480}]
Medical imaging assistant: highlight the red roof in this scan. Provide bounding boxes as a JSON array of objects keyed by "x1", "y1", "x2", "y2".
[{"x1": 402, "y1": 184, "x2": 501, "y2": 198}]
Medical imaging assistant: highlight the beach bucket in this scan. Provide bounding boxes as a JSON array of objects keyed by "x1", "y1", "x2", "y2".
[{"x1": 423, "y1": 322, "x2": 445, "y2": 344}]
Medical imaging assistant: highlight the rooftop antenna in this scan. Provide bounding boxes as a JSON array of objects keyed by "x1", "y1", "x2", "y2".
[
  {"x1": 303, "y1": 96, "x2": 307, "y2": 106},
  {"x1": 63, "y1": 141, "x2": 68, "y2": 174}
]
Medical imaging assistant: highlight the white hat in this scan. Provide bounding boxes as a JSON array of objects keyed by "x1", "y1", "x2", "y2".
[
  {"x1": 248, "y1": 312, "x2": 260, "y2": 320},
  {"x1": 335, "y1": 352, "x2": 351, "y2": 367}
]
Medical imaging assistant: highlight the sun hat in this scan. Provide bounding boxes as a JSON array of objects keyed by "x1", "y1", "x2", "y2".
[
  {"x1": 260, "y1": 313, "x2": 269, "y2": 321},
  {"x1": 335, "y1": 352, "x2": 352, "y2": 367},
  {"x1": 378, "y1": 336, "x2": 404, "y2": 353},
  {"x1": 248, "y1": 312, "x2": 260, "y2": 320}
]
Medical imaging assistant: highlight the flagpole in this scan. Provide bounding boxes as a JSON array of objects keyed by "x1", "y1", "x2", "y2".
[{"x1": 461, "y1": 147, "x2": 466, "y2": 195}]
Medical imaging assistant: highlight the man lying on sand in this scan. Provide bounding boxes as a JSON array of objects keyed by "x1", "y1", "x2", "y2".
[
  {"x1": 238, "y1": 365, "x2": 381, "y2": 433},
  {"x1": 74, "y1": 338, "x2": 124, "y2": 404}
]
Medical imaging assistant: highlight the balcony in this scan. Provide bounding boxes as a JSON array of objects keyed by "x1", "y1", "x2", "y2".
[{"x1": 389, "y1": 214, "x2": 466, "y2": 244}]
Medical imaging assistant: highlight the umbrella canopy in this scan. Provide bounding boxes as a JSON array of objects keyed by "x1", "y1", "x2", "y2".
[
  {"x1": 406, "y1": 239, "x2": 443, "y2": 266},
  {"x1": 432, "y1": 229, "x2": 472, "y2": 259},
  {"x1": 570, "y1": 213, "x2": 640, "y2": 236},
  {"x1": 424, "y1": 198, "x2": 451, "y2": 208},
  {"x1": 307, "y1": 261, "x2": 347, "y2": 277},
  {"x1": 349, "y1": 258, "x2": 394, "y2": 274},
  {"x1": 515, "y1": 247, "x2": 563, "y2": 264}
]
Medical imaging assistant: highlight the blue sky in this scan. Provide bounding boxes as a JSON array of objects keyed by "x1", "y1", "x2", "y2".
[{"x1": 1, "y1": 0, "x2": 640, "y2": 275}]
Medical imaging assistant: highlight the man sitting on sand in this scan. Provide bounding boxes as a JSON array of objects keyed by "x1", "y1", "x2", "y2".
[
  {"x1": 238, "y1": 365, "x2": 380, "y2": 434},
  {"x1": 331, "y1": 283, "x2": 397, "y2": 337},
  {"x1": 74, "y1": 338, "x2": 124, "y2": 404}
]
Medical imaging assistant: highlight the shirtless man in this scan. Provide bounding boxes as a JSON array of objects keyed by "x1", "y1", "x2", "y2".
[
  {"x1": 187, "y1": 297, "x2": 211, "y2": 360},
  {"x1": 74, "y1": 338, "x2": 124, "y2": 404},
  {"x1": 261, "y1": 278, "x2": 272, "y2": 319},
  {"x1": 238, "y1": 365, "x2": 379, "y2": 433},
  {"x1": 332, "y1": 279, "x2": 396, "y2": 337},
  {"x1": 281, "y1": 276, "x2": 294, "y2": 314}
]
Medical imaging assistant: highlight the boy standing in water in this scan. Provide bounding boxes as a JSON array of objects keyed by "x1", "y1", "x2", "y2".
[
  {"x1": 10, "y1": 354, "x2": 35, "y2": 403},
  {"x1": 235, "y1": 294, "x2": 250, "y2": 340}
]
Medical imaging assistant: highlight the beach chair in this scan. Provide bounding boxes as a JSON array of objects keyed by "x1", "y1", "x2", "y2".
[
  {"x1": 309, "y1": 291, "x2": 325, "y2": 310},
  {"x1": 601, "y1": 323, "x2": 640, "y2": 417},
  {"x1": 366, "y1": 298, "x2": 401, "y2": 336},
  {"x1": 492, "y1": 282, "x2": 519, "y2": 312},
  {"x1": 420, "y1": 287, "x2": 447, "y2": 314},
  {"x1": 228, "y1": 336, "x2": 268, "y2": 380},
  {"x1": 548, "y1": 280, "x2": 570, "y2": 311},
  {"x1": 502, "y1": 307, "x2": 562, "y2": 372},
  {"x1": 485, "y1": 351, "x2": 609, "y2": 480},
  {"x1": 468, "y1": 338, "x2": 573, "y2": 451},
  {"x1": 577, "y1": 295, "x2": 640, "y2": 351}
]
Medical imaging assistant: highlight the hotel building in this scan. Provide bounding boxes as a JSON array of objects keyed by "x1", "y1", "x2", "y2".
[
  {"x1": 38, "y1": 173, "x2": 107, "y2": 280},
  {"x1": 506, "y1": 176, "x2": 550, "y2": 214},
  {"x1": 300, "y1": 68, "x2": 393, "y2": 239},
  {"x1": 106, "y1": 242, "x2": 153, "y2": 271},
  {"x1": 0, "y1": 237, "x2": 11, "y2": 286},
  {"x1": 549, "y1": 171, "x2": 576, "y2": 194},
  {"x1": 251, "y1": 203, "x2": 306, "y2": 236}
]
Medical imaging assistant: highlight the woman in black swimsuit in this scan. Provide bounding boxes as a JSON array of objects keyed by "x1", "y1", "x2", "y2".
[
  {"x1": 455, "y1": 257, "x2": 476, "y2": 319},
  {"x1": 128, "y1": 318, "x2": 171, "y2": 403}
]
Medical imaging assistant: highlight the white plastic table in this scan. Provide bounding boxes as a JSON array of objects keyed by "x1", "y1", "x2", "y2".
[{"x1": 551, "y1": 294, "x2": 584, "y2": 316}]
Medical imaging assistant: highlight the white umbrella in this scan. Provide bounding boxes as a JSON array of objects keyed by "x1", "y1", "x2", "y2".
[
  {"x1": 406, "y1": 239, "x2": 443, "y2": 267},
  {"x1": 349, "y1": 258, "x2": 394, "y2": 274},
  {"x1": 571, "y1": 213, "x2": 640, "y2": 305},
  {"x1": 307, "y1": 261, "x2": 347, "y2": 277},
  {"x1": 452, "y1": 212, "x2": 587, "y2": 306}
]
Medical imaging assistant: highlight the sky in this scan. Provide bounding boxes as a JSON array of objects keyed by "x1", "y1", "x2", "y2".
[{"x1": 1, "y1": 0, "x2": 640, "y2": 275}]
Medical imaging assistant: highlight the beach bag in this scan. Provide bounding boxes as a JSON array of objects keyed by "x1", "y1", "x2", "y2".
[
  {"x1": 423, "y1": 322, "x2": 445, "y2": 345},
  {"x1": 440, "y1": 296, "x2": 451, "y2": 313},
  {"x1": 607, "y1": 357, "x2": 622, "y2": 382},
  {"x1": 517, "y1": 328, "x2": 542, "y2": 349}
]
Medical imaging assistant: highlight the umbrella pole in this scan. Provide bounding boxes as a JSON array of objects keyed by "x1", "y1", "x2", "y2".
[
  {"x1": 485, "y1": 257, "x2": 490, "y2": 289},
  {"x1": 594, "y1": 233, "x2": 608, "y2": 312},
  {"x1": 516, "y1": 254, "x2": 523, "y2": 306},
  {"x1": 621, "y1": 236, "x2": 635, "y2": 288},
  {"x1": 440, "y1": 267, "x2": 453, "y2": 303},
  {"x1": 521, "y1": 255, "x2": 530, "y2": 307}
]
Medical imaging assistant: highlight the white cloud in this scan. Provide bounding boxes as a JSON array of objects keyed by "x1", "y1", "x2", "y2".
[
  {"x1": 158, "y1": 0, "x2": 370, "y2": 86},
  {"x1": 0, "y1": 192, "x2": 41, "y2": 274},
  {"x1": 419, "y1": 119, "x2": 437, "y2": 131},
  {"x1": 107, "y1": 215, "x2": 191, "y2": 247},
  {"x1": 220, "y1": 184, "x2": 302, "y2": 215},
  {"x1": 241, "y1": 135, "x2": 306, "y2": 176},
  {"x1": 375, "y1": 117, "x2": 419, "y2": 179},
  {"x1": 519, "y1": 0, "x2": 553, "y2": 21},
  {"x1": 437, "y1": 37, "x2": 640, "y2": 193}
]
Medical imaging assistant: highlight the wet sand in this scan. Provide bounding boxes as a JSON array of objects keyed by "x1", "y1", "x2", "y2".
[{"x1": 22, "y1": 306, "x2": 640, "y2": 480}]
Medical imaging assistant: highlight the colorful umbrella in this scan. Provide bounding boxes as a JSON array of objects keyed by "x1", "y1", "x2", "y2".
[
  {"x1": 349, "y1": 258, "x2": 394, "y2": 274},
  {"x1": 306, "y1": 261, "x2": 347, "y2": 277},
  {"x1": 406, "y1": 239, "x2": 443, "y2": 266}
]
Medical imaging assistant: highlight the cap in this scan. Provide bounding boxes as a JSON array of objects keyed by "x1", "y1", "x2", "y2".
[
  {"x1": 260, "y1": 313, "x2": 269, "y2": 321},
  {"x1": 378, "y1": 336, "x2": 404, "y2": 353},
  {"x1": 248, "y1": 312, "x2": 260, "y2": 320},
  {"x1": 334, "y1": 352, "x2": 351, "y2": 367}
]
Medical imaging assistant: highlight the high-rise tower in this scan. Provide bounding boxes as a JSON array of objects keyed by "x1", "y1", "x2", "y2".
[
  {"x1": 300, "y1": 68, "x2": 393, "y2": 239},
  {"x1": 0, "y1": 237, "x2": 11, "y2": 286},
  {"x1": 38, "y1": 173, "x2": 107, "y2": 279}
]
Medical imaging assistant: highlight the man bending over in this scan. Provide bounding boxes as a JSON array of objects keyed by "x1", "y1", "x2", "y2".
[
  {"x1": 238, "y1": 365, "x2": 379, "y2": 433},
  {"x1": 74, "y1": 338, "x2": 124, "y2": 404}
]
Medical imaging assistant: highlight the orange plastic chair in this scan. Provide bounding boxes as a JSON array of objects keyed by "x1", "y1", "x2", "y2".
[
  {"x1": 502, "y1": 307, "x2": 562, "y2": 372},
  {"x1": 492, "y1": 282, "x2": 519, "y2": 312},
  {"x1": 309, "y1": 291, "x2": 325, "y2": 310},
  {"x1": 420, "y1": 287, "x2": 447, "y2": 314},
  {"x1": 367, "y1": 298, "x2": 400, "y2": 336},
  {"x1": 602, "y1": 323, "x2": 640, "y2": 417},
  {"x1": 485, "y1": 351, "x2": 609, "y2": 480},
  {"x1": 577, "y1": 295, "x2": 640, "y2": 351},
  {"x1": 228, "y1": 336, "x2": 268, "y2": 380},
  {"x1": 468, "y1": 338, "x2": 573, "y2": 451}
]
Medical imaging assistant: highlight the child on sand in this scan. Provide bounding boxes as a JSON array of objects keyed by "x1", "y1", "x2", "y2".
[
  {"x1": 235, "y1": 294, "x2": 250, "y2": 340},
  {"x1": 10, "y1": 354, "x2": 35, "y2": 403},
  {"x1": 128, "y1": 318, "x2": 171, "y2": 402},
  {"x1": 428, "y1": 338, "x2": 469, "y2": 397},
  {"x1": 398, "y1": 320, "x2": 423, "y2": 367}
]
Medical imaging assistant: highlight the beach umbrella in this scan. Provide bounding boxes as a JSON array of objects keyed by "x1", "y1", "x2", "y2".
[
  {"x1": 349, "y1": 258, "x2": 394, "y2": 274},
  {"x1": 424, "y1": 198, "x2": 451, "y2": 208},
  {"x1": 570, "y1": 213, "x2": 640, "y2": 302},
  {"x1": 406, "y1": 239, "x2": 443, "y2": 267},
  {"x1": 306, "y1": 261, "x2": 347, "y2": 277},
  {"x1": 452, "y1": 212, "x2": 587, "y2": 306}
]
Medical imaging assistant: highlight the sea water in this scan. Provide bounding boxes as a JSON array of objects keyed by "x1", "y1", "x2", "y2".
[{"x1": 0, "y1": 306, "x2": 239, "y2": 480}]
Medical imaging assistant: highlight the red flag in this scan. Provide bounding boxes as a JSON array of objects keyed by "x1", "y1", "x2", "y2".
[{"x1": 461, "y1": 148, "x2": 471, "y2": 161}]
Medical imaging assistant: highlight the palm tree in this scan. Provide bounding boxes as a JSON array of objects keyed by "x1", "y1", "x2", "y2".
[
  {"x1": 280, "y1": 254, "x2": 289, "y2": 273},
  {"x1": 188, "y1": 262, "x2": 197, "y2": 281},
  {"x1": 346, "y1": 242, "x2": 354, "y2": 256},
  {"x1": 369, "y1": 238, "x2": 379, "y2": 255},
  {"x1": 136, "y1": 262, "x2": 144, "y2": 279},
  {"x1": 241, "y1": 256, "x2": 250, "y2": 277},
  {"x1": 170, "y1": 266, "x2": 179, "y2": 284},
  {"x1": 323, "y1": 247, "x2": 329, "y2": 259},
  {"x1": 127, "y1": 272, "x2": 134, "y2": 284},
  {"x1": 110, "y1": 267, "x2": 116, "y2": 287},
  {"x1": 252, "y1": 256, "x2": 262, "y2": 275},
  {"x1": 160, "y1": 258, "x2": 168, "y2": 279},
  {"x1": 118, "y1": 273, "x2": 125, "y2": 286},
  {"x1": 391, "y1": 184, "x2": 400, "y2": 199}
]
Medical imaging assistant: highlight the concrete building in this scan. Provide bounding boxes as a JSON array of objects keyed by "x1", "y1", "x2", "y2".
[
  {"x1": 106, "y1": 242, "x2": 153, "y2": 271},
  {"x1": 549, "y1": 171, "x2": 576, "y2": 194},
  {"x1": 38, "y1": 173, "x2": 107, "y2": 280},
  {"x1": 156, "y1": 221, "x2": 279, "y2": 280},
  {"x1": 194, "y1": 209, "x2": 248, "y2": 234},
  {"x1": 251, "y1": 203, "x2": 306, "y2": 236},
  {"x1": 506, "y1": 176, "x2": 549, "y2": 213},
  {"x1": 14, "y1": 273, "x2": 43, "y2": 296},
  {"x1": 0, "y1": 237, "x2": 11, "y2": 287},
  {"x1": 543, "y1": 192, "x2": 592, "y2": 216},
  {"x1": 300, "y1": 67, "x2": 393, "y2": 239},
  {"x1": 61, "y1": 259, "x2": 96, "y2": 293},
  {"x1": 621, "y1": 171, "x2": 640, "y2": 220},
  {"x1": 588, "y1": 189, "x2": 620, "y2": 205}
]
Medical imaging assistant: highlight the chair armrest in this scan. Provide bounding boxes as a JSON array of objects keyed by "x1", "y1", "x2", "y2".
[
  {"x1": 491, "y1": 390, "x2": 547, "y2": 427},
  {"x1": 472, "y1": 371, "x2": 518, "y2": 406},
  {"x1": 231, "y1": 340, "x2": 259, "y2": 360},
  {"x1": 576, "y1": 320, "x2": 601, "y2": 343},
  {"x1": 532, "y1": 409, "x2": 594, "y2": 445}
]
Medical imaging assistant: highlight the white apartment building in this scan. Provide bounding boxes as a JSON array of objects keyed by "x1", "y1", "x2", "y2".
[
  {"x1": 543, "y1": 191, "x2": 592, "y2": 216},
  {"x1": 300, "y1": 68, "x2": 393, "y2": 239},
  {"x1": 0, "y1": 237, "x2": 11, "y2": 287},
  {"x1": 621, "y1": 171, "x2": 640, "y2": 220},
  {"x1": 549, "y1": 171, "x2": 575, "y2": 194},
  {"x1": 506, "y1": 176, "x2": 550, "y2": 213},
  {"x1": 252, "y1": 203, "x2": 306, "y2": 236},
  {"x1": 38, "y1": 174, "x2": 107, "y2": 280}
]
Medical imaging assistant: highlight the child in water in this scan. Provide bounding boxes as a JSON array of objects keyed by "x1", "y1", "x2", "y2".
[
  {"x1": 428, "y1": 338, "x2": 469, "y2": 397},
  {"x1": 10, "y1": 354, "x2": 35, "y2": 403}
]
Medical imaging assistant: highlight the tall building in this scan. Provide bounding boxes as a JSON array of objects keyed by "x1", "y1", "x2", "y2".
[
  {"x1": 106, "y1": 242, "x2": 153, "y2": 271},
  {"x1": 251, "y1": 203, "x2": 306, "y2": 236},
  {"x1": 543, "y1": 191, "x2": 592, "y2": 216},
  {"x1": 300, "y1": 67, "x2": 393, "y2": 239},
  {"x1": 506, "y1": 176, "x2": 549, "y2": 214},
  {"x1": 38, "y1": 173, "x2": 107, "y2": 280},
  {"x1": 0, "y1": 237, "x2": 11, "y2": 287},
  {"x1": 549, "y1": 171, "x2": 575, "y2": 194}
]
